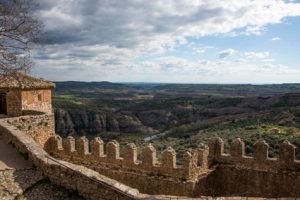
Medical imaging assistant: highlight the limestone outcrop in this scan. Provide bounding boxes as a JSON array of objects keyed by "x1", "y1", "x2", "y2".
[{"x1": 55, "y1": 109, "x2": 154, "y2": 136}]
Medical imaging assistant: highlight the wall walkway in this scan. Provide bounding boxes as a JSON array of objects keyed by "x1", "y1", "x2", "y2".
[{"x1": 0, "y1": 117, "x2": 148, "y2": 200}]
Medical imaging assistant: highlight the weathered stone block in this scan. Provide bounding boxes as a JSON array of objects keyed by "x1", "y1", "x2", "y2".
[
  {"x1": 254, "y1": 140, "x2": 269, "y2": 163},
  {"x1": 208, "y1": 137, "x2": 224, "y2": 158},
  {"x1": 123, "y1": 143, "x2": 138, "y2": 167},
  {"x1": 76, "y1": 136, "x2": 90, "y2": 156},
  {"x1": 141, "y1": 144, "x2": 157, "y2": 170},
  {"x1": 106, "y1": 140, "x2": 120, "y2": 163},
  {"x1": 230, "y1": 138, "x2": 245, "y2": 159},
  {"x1": 90, "y1": 137, "x2": 104, "y2": 159},
  {"x1": 197, "y1": 143, "x2": 209, "y2": 169},
  {"x1": 279, "y1": 141, "x2": 295, "y2": 165},
  {"x1": 161, "y1": 147, "x2": 176, "y2": 172},
  {"x1": 182, "y1": 150, "x2": 198, "y2": 180},
  {"x1": 51, "y1": 135, "x2": 63, "y2": 152},
  {"x1": 63, "y1": 136, "x2": 76, "y2": 154}
]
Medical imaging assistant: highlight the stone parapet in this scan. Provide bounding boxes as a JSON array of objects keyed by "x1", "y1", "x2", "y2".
[
  {"x1": 48, "y1": 136, "x2": 209, "y2": 181},
  {"x1": 208, "y1": 137, "x2": 299, "y2": 171},
  {"x1": 0, "y1": 118, "x2": 149, "y2": 200},
  {"x1": 5, "y1": 113, "x2": 55, "y2": 148},
  {"x1": 2, "y1": 115, "x2": 300, "y2": 198}
]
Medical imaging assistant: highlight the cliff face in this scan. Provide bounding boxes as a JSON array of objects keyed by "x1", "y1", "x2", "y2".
[
  {"x1": 54, "y1": 93, "x2": 300, "y2": 137},
  {"x1": 54, "y1": 106, "x2": 253, "y2": 137},
  {"x1": 54, "y1": 109, "x2": 154, "y2": 136}
]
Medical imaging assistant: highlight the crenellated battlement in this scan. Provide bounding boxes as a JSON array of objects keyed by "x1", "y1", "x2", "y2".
[
  {"x1": 47, "y1": 135, "x2": 300, "y2": 197},
  {"x1": 208, "y1": 137, "x2": 299, "y2": 171},
  {"x1": 48, "y1": 135, "x2": 208, "y2": 181},
  {"x1": 48, "y1": 135, "x2": 300, "y2": 181}
]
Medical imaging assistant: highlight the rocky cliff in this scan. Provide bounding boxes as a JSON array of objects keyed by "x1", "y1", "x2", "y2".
[
  {"x1": 54, "y1": 93, "x2": 300, "y2": 137},
  {"x1": 54, "y1": 105, "x2": 245, "y2": 137},
  {"x1": 54, "y1": 109, "x2": 154, "y2": 136}
]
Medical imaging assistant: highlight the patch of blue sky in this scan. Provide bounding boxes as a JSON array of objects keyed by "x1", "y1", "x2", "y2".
[{"x1": 157, "y1": 16, "x2": 300, "y2": 68}]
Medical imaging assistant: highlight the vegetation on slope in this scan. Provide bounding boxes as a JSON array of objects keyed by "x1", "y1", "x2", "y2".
[{"x1": 52, "y1": 82, "x2": 300, "y2": 161}]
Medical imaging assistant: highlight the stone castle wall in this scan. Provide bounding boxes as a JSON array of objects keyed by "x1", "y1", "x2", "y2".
[
  {"x1": 6, "y1": 113, "x2": 55, "y2": 148},
  {"x1": 208, "y1": 137, "x2": 298, "y2": 171},
  {"x1": 49, "y1": 136, "x2": 207, "y2": 181},
  {"x1": 195, "y1": 165, "x2": 300, "y2": 198},
  {"x1": 47, "y1": 136, "x2": 210, "y2": 196},
  {"x1": 193, "y1": 137, "x2": 300, "y2": 198},
  {"x1": 48, "y1": 136, "x2": 300, "y2": 198},
  {"x1": 21, "y1": 89, "x2": 52, "y2": 114},
  {"x1": 0, "y1": 117, "x2": 155, "y2": 200},
  {"x1": 6, "y1": 90, "x2": 22, "y2": 117},
  {"x1": 2, "y1": 89, "x2": 53, "y2": 117},
  {"x1": 2, "y1": 108, "x2": 300, "y2": 198}
]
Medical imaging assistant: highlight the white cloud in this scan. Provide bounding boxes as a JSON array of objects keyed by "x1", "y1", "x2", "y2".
[
  {"x1": 37, "y1": 8, "x2": 82, "y2": 31},
  {"x1": 244, "y1": 51, "x2": 270, "y2": 60},
  {"x1": 32, "y1": 0, "x2": 300, "y2": 82},
  {"x1": 33, "y1": 55, "x2": 300, "y2": 84},
  {"x1": 192, "y1": 46, "x2": 214, "y2": 54},
  {"x1": 271, "y1": 37, "x2": 281, "y2": 41},
  {"x1": 36, "y1": 0, "x2": 300, "y2": 49},
  {"x1": 194, "y1": 48, "x2": 206, "y2": 54},
  {"x1": 218, "y1": 49, "x2": 236, "y2": 59}
]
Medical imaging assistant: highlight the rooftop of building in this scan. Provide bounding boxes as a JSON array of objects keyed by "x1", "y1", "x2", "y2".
[{"x1": 0, "y1": 72, "x2": 55, "y2": 90}]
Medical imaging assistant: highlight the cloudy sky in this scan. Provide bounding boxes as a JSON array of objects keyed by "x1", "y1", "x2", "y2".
[{"x1": 32, "y1": 0, "x2": 300, "y2": 83}]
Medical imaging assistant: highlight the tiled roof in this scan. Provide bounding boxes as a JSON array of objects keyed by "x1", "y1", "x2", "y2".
[{"x1": 0, "y1": 72, "x2": 55, "y2": 90}]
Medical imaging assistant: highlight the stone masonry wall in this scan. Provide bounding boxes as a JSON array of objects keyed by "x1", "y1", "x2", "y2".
[
  {"x1": 208, "y1": 137, "x2": 298, "y2": 171},
  {"x1": 0, "y1": 118, "x2": 152, "y2": 200},
  {"x1": 193, "y1": 137, "x2": 300, "y2": 198},
  {"x1": 48, "y1": 136, "x2": 300, "y2": 198},
  {"x1": 195, "y1": 165, "x2": 300, "y2": 198},
  {"x1": 6, "y1": 90, "x2": 22, "y2": 117},
  {"x1": 21, "y1": 89, "x2": 52, "y2": 114},
  {"x1": 48, "y1": 135, "x2": 209, "y2": 196},
  {"x1": 6, "y1": 113, "x2": 55, "y2": 148},
  {"x1": 2, "y1": 109, "x2": 300, "y2": 198},
  {"x1": 49, "y1": 136, "x2": 207, "y2": 181},
  {"x1": 0, "y1": 89, "x2": 52, "y2": 117}
]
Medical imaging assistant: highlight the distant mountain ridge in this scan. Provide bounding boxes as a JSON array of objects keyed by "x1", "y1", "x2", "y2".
[
  {"x1": 54, "y1": 81, "x2": 300, "y2": 97},
  {"x1": 54, "y1": 81, "x2": 129, "y2": 91}
]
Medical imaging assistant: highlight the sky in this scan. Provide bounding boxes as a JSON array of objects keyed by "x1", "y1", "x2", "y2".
[{"x1": 32, "y1": 0, "x2": 300, "y2": 83}]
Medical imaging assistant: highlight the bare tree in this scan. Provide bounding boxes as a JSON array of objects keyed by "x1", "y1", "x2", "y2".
[{"x1": 0, "y1": 0, "x2": 41, "y2": 75}]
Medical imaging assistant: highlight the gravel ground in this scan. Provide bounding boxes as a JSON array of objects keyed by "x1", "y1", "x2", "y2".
[
  {"x1": 22, "y1": 180, "x2": 85, "y2": 200},
  {"x1": 0, "y1": 169, "x2": 85, "y2": 200}
]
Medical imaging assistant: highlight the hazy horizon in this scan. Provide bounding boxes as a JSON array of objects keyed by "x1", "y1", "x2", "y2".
[{"x1": 53, "y1": 80, "x2": 300, "y2": 85}]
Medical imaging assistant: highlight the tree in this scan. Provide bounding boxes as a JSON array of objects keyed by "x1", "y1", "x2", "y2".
[{"x1": 0, "y1": 0, "x2": 41, "y2": 75}]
